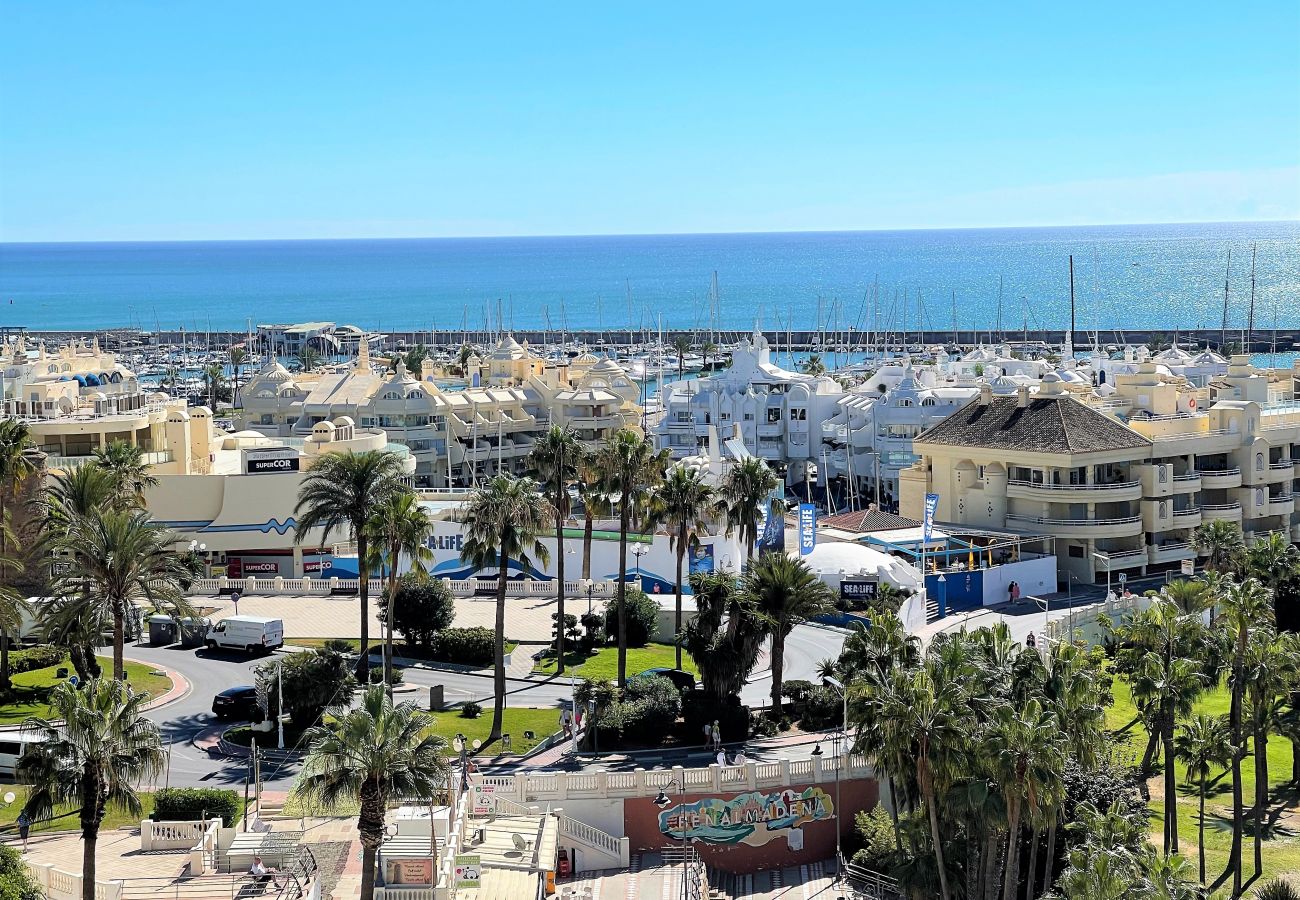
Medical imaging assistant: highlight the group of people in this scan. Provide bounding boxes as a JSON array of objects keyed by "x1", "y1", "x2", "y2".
[{"x1": 703, "y1": 719, "x2": 748, "y2": 766}]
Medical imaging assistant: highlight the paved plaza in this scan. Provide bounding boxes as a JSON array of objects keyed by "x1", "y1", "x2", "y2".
[{"x1": 561, "y1": 855, "x2": 840, "y2": 899}]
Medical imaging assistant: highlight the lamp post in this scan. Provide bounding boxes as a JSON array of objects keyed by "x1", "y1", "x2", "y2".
[
  {"x1": 630, "y1": 543, "x2": 649, "y2": 590},
  {"x1": 822, "y1": 675, "x2": 848, "y2": 879},
  {"x1": 654, "y1": 781, "x2": 688, "y2": 900},
  {"x1": 580, "y1": 578, "x2": 595, "y2": 616}
]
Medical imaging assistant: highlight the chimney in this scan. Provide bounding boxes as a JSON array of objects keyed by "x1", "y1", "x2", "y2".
[
  {"x1": 979, "y1": 384, "x2": 993, "y2": 406},
  {"x1": 1017, "y1": 385, "x2": 1030, "y2": 408}
]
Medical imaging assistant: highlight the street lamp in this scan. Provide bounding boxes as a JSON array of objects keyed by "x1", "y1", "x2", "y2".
[
  {"x1": 630, "y1": 543, "x2": 649, "y2": 589},
  {"x1": 580, "y1": 578, "x2": 595, "y2": 616},
  {"x1": 654, "y1": 783, "x2": 688, "y2": 899},
  {"x1": 822, "y1": 675, "x2": 848, "y2": 879}
]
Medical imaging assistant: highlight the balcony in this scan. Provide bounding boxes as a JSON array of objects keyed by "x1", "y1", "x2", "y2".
[
  {"x1": 1005, "y1": 514, "x2": 1144, "y2": 539},
  {"x1": 1170, "y1": 507, "x2": 1203, "y2": 528},
  {"x1": 1201, "y1": 502, "x2": 1243, "y2": 523},
  {"x1": 1093, "y1": 549, "x2": 1148, "y2": 571},
  {"x1": 1006, "y1": 479, "x2": 1142, "y2": 504},
  {"x1": 45, "y1": 450, "x2": 173, "y2": 472},
  {"x1": 1199, "y1": 468, "x2": 1242, "y2": 489},
  {"x1": 1171, "y1": 473, "x2": 1202, "y2": 493},
  {"x1": 1268, "y1": 460, "x2": 1296, "y2": 481},
  {"x1": 1268, "y1": 494, "x2": 1295, "y2": 515},
  {"x1": 1148, "y1": 542, "x2": 1196, "y2": 565}
]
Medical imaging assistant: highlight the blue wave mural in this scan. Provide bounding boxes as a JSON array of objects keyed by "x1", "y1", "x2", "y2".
[
  {"x1": 200, "y1": 517, "x2": 298, "y2": 535},
  {"x1": 432, "y1": 557, "x2": 552, "y2": 581}
]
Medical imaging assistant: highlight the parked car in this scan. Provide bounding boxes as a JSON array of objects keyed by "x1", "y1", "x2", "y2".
[
  {"x1": 633, "y1": 667, "x2": 697, "y2": 692},
  {"x1": 204, "y1": 616, "x2": 284, "y2": 654},
  {"x1": 211, "y1": 686, "x2": 264, "y2": 722}
]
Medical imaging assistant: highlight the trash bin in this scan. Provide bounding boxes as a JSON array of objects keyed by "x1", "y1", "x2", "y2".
[
  {"x1": 147, "y1": 615, "x2": 179, "y2": 646},
  {"x1": 178, "y1": 617, "x2": 211, "y2": 649}
]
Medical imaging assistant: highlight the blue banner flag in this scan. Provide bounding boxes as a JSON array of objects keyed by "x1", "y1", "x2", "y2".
[
  {"x1": 798, "y1": 503, "x2": 817, "y2": 555},
  {"x1": 923, "y1": 493, "x2": 939, "y2": 540}
]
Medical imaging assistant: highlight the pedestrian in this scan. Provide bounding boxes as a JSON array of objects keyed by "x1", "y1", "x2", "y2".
[
  {"x1": 574, "y1": 706, "x2": 583, "y2": 732},
  {"x1": 1011, "y1": 581, "x2": 1021, "y2": 602},
  {"x1": 711, "y1": 721, "x2": 721, "y2": 751},
  {"x1": 733, "y1": 749, "x2": 747, "y2": 766},
  {"x1": 560, "y1": 708, "x2": 572, "y2": 739},
  {"x1": 1007, "y1": 581, "x2": 1015, "y2": 604},
  {"x1": 16, "y1": 811, "x2": 30, "y2": 853},
  {"x1": 716, "y1": 749, "x2": 727, "y2": 767},
  {"x1": 1025, "y1": 631, "x2": 1037, "y2": 650},
  {"x1": 703, "y1": 721, "x2": 712, "y2": 748}
]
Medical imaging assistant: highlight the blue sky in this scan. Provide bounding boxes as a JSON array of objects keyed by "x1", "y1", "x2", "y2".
[{"x1": 2, "y1": 2, "x2": 1297, "y2": 241}]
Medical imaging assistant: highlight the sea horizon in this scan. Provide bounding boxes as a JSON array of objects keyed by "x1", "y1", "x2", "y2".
[{"x1": 3, "y1": 220, "x2": 1297, "y2": 333}]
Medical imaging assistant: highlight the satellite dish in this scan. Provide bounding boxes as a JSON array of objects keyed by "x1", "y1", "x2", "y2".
[{"x1": 3, "y1": 792, "x2": 15, "y2": 804}]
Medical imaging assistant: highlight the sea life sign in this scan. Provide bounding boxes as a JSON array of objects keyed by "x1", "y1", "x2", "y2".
[{"x1": 657, "y1": 787, "x2": 834, "y2": 846}]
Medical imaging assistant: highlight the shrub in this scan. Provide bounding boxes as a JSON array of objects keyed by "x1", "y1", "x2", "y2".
[
  {"x1": 604, "y1": 589, "x2": 659, "y2": 648},
  {"x1": 461, "y1": 701, "x2": 482, "y2": 719},
  {"x1": 587, "y1": 676, "x2": 682, "y2": 748},
  {"x1": 257, "y1": 648, "x2": 356, "y2": 728},
  {"x1": 781, "y1": 680, "x2": 817, "y2": 703},
  {"x1": 848, "y1": 807, "x2": 898, "y2": 873},
  {"x1": 8, "y1": 645, "x2": 65, "y2": 675},
  {"x1": 154, "y1": 788, "x2": 242, "y2": 827},
  {"x1": 368, "y1": 666, "x2": 404, "y2": 685},
  {"x1": 429, "y1": 627, "x2": 495, "y2": 666},
  {"x1": 321, "y1": 639, "x2": 355, "y2": 654},
  {"x1": 390, "y1": 575, "x2": 456, "y2": 652},
  {"x1": 0, "y1": 846, "x2": 40, "y2": 900},
  {"x1": 798, "y1": 685, "x2": 844, "y2": 730},
  {"x1": 578, "y1": 612, "x2": 605, "y2": 652}
]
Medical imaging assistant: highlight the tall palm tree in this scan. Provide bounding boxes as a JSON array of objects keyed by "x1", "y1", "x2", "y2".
[
  {"x1": 528, "y1": 425, "x2": 582, "y2": 673},
  {"x1": 0, "y1": 419, "x2": 36, "y2": 663},
  {"x1": 671, "y1": 335, "x2": 693, "y2": 382},
  {"x1": 1219, "y1": 576, "x2": 1273, "y2": 895},
  {"x1": 595, "y1": 430, "x2": 668, "y2": 687},
  {"x1": 51, "y1": 510, "x2": 193, "y2": 680},
  {"x1": 298, "y1": 347, "x2": 322, "y2": 372},
  {"x1": 19, "y1": 679, "x2": 165, "y2": 900},
  {"x1": 991, "y1": 697, "x2": 1066, "y2": 900},
  {"x1": 575, "y1": 447, "x2": 612, "y2": 581},
  {"x1": 658, "y1": 466, "x2": 716, "y2": 670},
  {"x1": 1174, "y1": 713, "x2": 1232, "y2": 884},
  {"x1": 460, "y1": 474, "x2": 551, "y2": 740},
  {"x1": 1193, "y1": 520, "x2": 1245, "y2": 575},
  {"x1": 1243, "y1": 531, "x2": 1300, "y2": 593},
  {"x1": 744, "y1": 553, "x2": 833, "y2": 711},
  {"x1": 800, "y1": 353, "x2": 826, "y2": 376},
  {"x1": 295, "y1": 450, "x2": 404, "y2": 679},
  {"x1": 720, "y1": 457, "x2": 782, "y2": 563},
  {"x1": 228, "y1": 346, "x2": 248, "y2": 408},
  {"x1": 365, "y1": 489, "x2": 435, "y2": 688},
  {"x1": 1162, "y1": 578, "x2": 1212, "y2": 615},
  {"x1": 201, "y1": 363, "x2": 227, "y2": 408},
  {"x1": 297, "y1": 686, "x2": 448, "y2": 900},
  {"x1": 92, "y1": 440, "x2": 159, "y2": 510},
  {"x1": 0, "y1": 514, "x2": 25, "y2": 692},
  {"x1": 1242, "y1": 627, "x2": 1299, "y2": 879}
]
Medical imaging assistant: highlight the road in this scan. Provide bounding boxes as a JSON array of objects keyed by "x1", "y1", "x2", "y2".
[{"x1": 132, "y1": 621, "x2": 849, "y2": 789}]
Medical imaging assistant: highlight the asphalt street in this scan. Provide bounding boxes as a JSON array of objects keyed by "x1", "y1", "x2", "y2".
[{"x1": 123, "y1": 620, "x2": 850, "y2": 789}]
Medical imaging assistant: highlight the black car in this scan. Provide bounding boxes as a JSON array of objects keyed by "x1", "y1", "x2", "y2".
[
  {"x1": 633, "y1": 668, "x2": 697, "y2": 692},
  {"x1": 211, "y1": 686, "x2": 264, "y2": 722}
]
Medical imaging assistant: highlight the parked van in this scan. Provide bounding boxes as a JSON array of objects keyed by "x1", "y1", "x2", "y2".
[
  {"x1": 204, "y1": 616, "x2": 284, "y2": 654},
  {"x1": 0, "y1": 732, "x2": 44, "y2": 778}
]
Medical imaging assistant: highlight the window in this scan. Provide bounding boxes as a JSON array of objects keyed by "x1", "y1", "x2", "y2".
[
  {"x1": 260, "y1": 414, "x2": 274, "y2": 425},
  {"x1": 767, "y1": 409, "x2": 781, "y2": 424},
  {"x1": 382, "y1": 391, "x2": 401, "y2": 400},
  {"x1": 743, "y1": 413, "x2": 754, "y2": 421},
  {"x1": 921, "y1": 398, "x2": 936, "y2": 407},
  {"x1": 1068, "y1": 545, "x2": 1085, "y2": 558}
]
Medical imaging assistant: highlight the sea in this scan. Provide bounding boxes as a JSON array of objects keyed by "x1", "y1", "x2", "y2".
[{"x1": 0, "y1": 221, "x2": 1297, "y2": 333}]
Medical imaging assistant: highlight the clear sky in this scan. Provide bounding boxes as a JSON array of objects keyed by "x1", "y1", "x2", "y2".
[{"x1": 2, "y1": 2, "x2": 1298, "y2": 242}]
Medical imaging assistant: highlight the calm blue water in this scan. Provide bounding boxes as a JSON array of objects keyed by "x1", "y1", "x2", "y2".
[{"x1": 1, "y1": 222, "x2": 1297, "y2": 332}]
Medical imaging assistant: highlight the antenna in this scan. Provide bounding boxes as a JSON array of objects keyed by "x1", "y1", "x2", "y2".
[{"x1": 1220, "y1": 249, "x2": 1232, "y2": 352}]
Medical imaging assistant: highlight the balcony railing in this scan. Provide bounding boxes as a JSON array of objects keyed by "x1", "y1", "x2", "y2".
[
  {"x1": 1008, "y1": 479, "x2": 1140, "y2": 491},
  {"x1": 1007, "y1": 514, "x2": 1142, "y2": 528}
]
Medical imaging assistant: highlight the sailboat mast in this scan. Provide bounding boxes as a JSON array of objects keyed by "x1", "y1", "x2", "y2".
[
  {"x1": 1247, "y1": 243, "x2": 1257, "y2": 352},
  {"x1": 1068, "y1": 254, "x2": 1076, "y2": 344},
  {"x1": 1220, "y1": 249, "x2": 1232, "y2": 351}
]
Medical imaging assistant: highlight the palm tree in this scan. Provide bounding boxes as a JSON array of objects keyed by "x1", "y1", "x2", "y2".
[
  {"x1": 595, "y1": 430, "x2": 668, "y2": 687},
  {"x1": 878, "y1": 666, "x2": 965, "y2": 900},
  {"x1": 92, "y1": 440, "x2": 159, "y2": 510},
  {"x1": 51, "y1": 510, "x2": 193, "y2": 680},
  {"x1": 1242, "y1": 628, "x2": 1299, "y2": 878},
  {"x1": 19, "y1": 679, "x2": 165, "y2": 900},
  {"x1": 0, "y1": 514, "x2": 25, "y2": 692},
  {"x1": 228, "y1": 346, "x2": 248, "y2": 408},
  {"x1": 575, "y1": 447, "x2": 612, "y2": 581},
  {"x1": 298, "y1": 346, "x2": 322, "y2": 372},
  {"x1": 671, "y1": 335, "x2": 693, "y2": 382},
  {"x1": 1162, "y1": 578, "x2": 1212, "y2": 615},
  {"x1": 295, "y1": 450, "x2": 404, "y2": 679},
  {"x1": 528, "y1": 426, "x2": 582, "y2": 672},
  {"x1": 700, "y1": 341, "x2": 718, "y2": 372},
  {"x1": 658, "y1": 466, "x2": 716, "y2": 670},
  {"x1": 1193, "y1": 520, "x2": 1245, "y2": 574},
  {"x1": 0, "y1": 419, "x2": 36, "y2": 665},
  {"x1": 1174, "y1": 713, "x2": 1232, "y2": 884},
  {"x1": 160, "y1": 365, "x2": 182, "y2": 392},
  {"x1": 800, "y1": 353, "x2": 826, "y2": 376},
  {"x1": 201, "y1": 362, "x2": 227, "y2": 408},
  {"x1": 720, "y1": 457, "x2": 782, "y2": 563},
  {"x1": 1243, "y1": 531, "x2": 1300, "y2": 593},
  {"x1": 365, "y1": 489, "x2": 434, "y2": 688},
  {"x1": 1219, "y1": 576, "x2": 1274, "y2": 895},
  {"x1": 297, "y1": 686, "x2": 448, "y2": 900},
  {"x1": 744, "y1": 553, "x2": 833, "y2": 711},
  {"x1": 991, "y1": 697, "x2": 1066, "y2": 900},
  {"x1": 460, "y1": 475, "x2": 551, "y2": 740}
]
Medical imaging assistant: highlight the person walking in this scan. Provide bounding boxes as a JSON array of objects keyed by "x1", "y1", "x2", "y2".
[
  {"x1": 711, "y1": 720, "x2": 722, "y2": 751},
  {"x1": 16, "y1": 812, "x2": 30, "y2": 853}
]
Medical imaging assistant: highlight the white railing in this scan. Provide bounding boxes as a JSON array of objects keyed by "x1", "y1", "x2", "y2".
[
  {"x1": 1007, "y1": 479, "x2": 1140, "y2": 491},
  {"x1": 469, "y1": 754, "x2": 873, "y2": 805},
  {"x1": 1007, "y1": 514, "x2": 1142, "y2": 527},
  {"x1": 186, "y1": 575, "x2": 621, "y2": 599},
  {"x1": 140, "y1": 818, "x2": 216, "y2": 851},
  {"x1": 25, "y1": 863, "x2": 122, "y2": 900},
  {"x1": 1202, "y1": 502, "x2": 1243, "y2": 511},
  {"x1": 1199, "y1": 467, "x2": 1241, "y2": 477},
  {"x1": 1149, "y1": 428, "x2": 1231, "y2": 441},
  {"x1": 559, "y1": 815, "x2": 630, "y2": 867}
]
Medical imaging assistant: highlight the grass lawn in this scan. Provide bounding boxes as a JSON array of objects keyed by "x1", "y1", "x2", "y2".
[
  {"x1": 1107, "y1": 675, "x2": 1300, "y2": 882},
  {"x1": 532, "y1": 642, "x2": 696, "y2": 681},
  {"x1": 0, "y1": 658, "x2": 172, "y2": 726},
  {"x1": 0, "y1": 783, "x2": 156, "y2": 834}
]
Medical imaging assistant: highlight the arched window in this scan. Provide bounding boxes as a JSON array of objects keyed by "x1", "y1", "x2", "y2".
[
  {"x1": 383, "y1": 391, "x2": 402, "y2": 400},
  {"x1": 921, "y1": 397, "x2": 936, "y2": 407}
]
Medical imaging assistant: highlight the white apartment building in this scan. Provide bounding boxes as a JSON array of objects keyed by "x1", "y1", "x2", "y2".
[
  {"x1": 237, "y1": 336, "x2": 642, "y2": 487},
  {"x1": 652, "y1": 333, "x2": 845, "y2": 483}
]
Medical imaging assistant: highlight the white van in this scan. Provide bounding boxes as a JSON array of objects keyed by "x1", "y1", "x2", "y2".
[
  {"x1": 205, "y1": 616, "x2": 285, "y2": 654},
  {"x1": 0, "y1": 732, "x2": 45, "y2": 778}
]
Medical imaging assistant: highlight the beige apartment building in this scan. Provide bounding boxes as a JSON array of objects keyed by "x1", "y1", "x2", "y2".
[{"x1": 901, "y1": 358, "x2": 1300, "y2": 586}]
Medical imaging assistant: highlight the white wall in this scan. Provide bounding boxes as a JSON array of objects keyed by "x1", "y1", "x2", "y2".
[
  {"x1": 552, "y1": 798, "x2": 627, "y2": 837},
  {"x1": 981, "y1": 556, "x2": 1057, "y2": 606}
]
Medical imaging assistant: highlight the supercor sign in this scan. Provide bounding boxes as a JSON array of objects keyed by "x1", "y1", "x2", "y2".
[{"x1": 243, "y1": 448, "x2": 301, "y2": 475}]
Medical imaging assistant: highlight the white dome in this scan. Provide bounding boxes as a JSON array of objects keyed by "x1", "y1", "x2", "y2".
[{"x1": 801, "y1": 543, "x2": 922, "y2": 590}]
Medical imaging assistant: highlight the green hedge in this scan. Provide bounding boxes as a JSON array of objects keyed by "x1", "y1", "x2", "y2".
[
  {"x1": 0, "y1": 845, "x2": 40, "y2": 900},
  {"x1": 7, "y1": 645, "x2": 65, "y2": 676},
  {"x1": 429, "y1": 627, "x2": 495, "y2": 666},
  {"x1": 154, "y1": 788, "x2": 242, "y2": 827}
]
